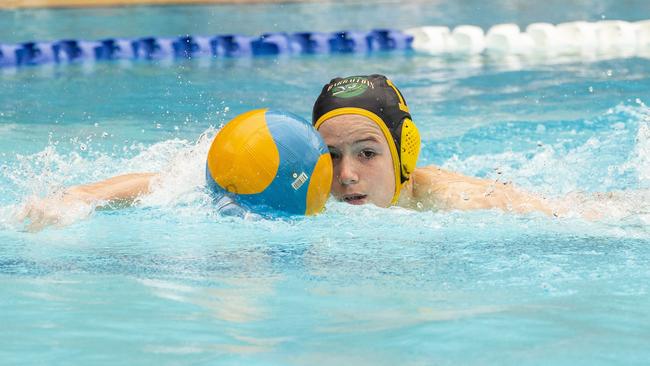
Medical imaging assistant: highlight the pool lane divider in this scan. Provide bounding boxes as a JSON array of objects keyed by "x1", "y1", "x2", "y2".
[
  {"x1": 0, "y1": 29, "x2": 413, "y2": 67},
  {"x1": 406, "y1": 19, "x2": 650, "y2": 55},
  {"x1": 2, "y1": 20, "x2": 650, "y2": 68}
]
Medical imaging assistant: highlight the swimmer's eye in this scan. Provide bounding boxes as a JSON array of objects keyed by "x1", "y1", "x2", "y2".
[
  {"x1": 360, "y1": 149, "x2": 376, "y2": 159},
  {"x1": 328, "y1": 149, "x2": 341, "y2": 160}
]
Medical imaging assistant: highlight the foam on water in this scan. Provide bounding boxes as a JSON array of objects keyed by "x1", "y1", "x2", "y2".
[
  {"x1": 0, "y1": 124, "x2": 218, "y2": 230},
  {"x1": 436, "y1": 102, "x2": 650, "y2": 224}
]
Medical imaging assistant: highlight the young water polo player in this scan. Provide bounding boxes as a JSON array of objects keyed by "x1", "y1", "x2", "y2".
[
  {"x1": 312, "y1": 74, "x2": 562, "y2": 216},
  {"x1": 17, "y1": 74, "x2": 569, "y2": 231}
]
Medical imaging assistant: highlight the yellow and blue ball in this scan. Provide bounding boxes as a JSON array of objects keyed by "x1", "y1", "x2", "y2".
[{"x1": 206, "y1": 109, "x2": 333, "y2": 216}]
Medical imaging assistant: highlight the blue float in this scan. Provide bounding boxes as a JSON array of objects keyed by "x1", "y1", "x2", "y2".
[
  {"x1": 251, "y1": 33, "x2": 292, "y2": 55},
  {"x1": 16, "y1": 42, "x2": 55, "y2": 66},
  {"x1": 367, "y1": 29, "x2": 414, "y2": 51},
  {"x1": 94, "y1": 39, "x2": 136, "y2": 60},
  {"x1": 211, "y1": 35, "x2": 253, "y2": 57},
  {"x1": 328, "y1": 31, "x2": 369, "y2": 53},
  {"x1": 291, "y1": 32, "x2": 330, "y2": 54},
  {"x1": 52, "y1": 39, "x2": 100, "y2": 63},
  {"x1": 172, "y1": 36, "x2": 212, "y2": 59},
  {"x1": 133, "y1": 37, "x2": 174, "y2": 60},
  {"x1": 0, "y1": 44, "x2": 19, "y2": 67}
]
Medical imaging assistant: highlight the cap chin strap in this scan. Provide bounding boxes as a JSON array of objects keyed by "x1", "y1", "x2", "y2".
[{"x1": 315, "y1": 107, "x2": 402, "y2": 205}]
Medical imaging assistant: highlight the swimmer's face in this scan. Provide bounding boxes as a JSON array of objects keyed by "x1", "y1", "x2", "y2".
[{"x1": 318, "y1": 114, "x2": 395, "y2": 207}]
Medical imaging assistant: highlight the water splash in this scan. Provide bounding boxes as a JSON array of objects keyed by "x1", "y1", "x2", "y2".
[
  {"x1": 438, "y1": 103, "x2": 650, "y2": 226},
  {"x1": 2, "y1": 126, "x2": 220, "y2": 231}
]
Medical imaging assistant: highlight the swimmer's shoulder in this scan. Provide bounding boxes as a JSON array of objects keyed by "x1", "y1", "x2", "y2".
[
  {"x1": 407, "y1": 165, "x2": 500, "y2": 210},
  {"x1": 410, "y1": 165, "x2": 558, "y2": 215},
  {"x1": 412, "y1": 165, "x2": 479, "y2": 191},
  {"x1": 414, "y1": 165, "x2": 469, "y2": 182},
  {"x1": 399, "y1": 165, "x2": 460, "y2": 209}
]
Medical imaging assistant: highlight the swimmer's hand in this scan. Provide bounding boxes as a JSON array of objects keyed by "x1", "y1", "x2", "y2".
[
  {"x1": 16, "y1": 189, "x2": 96, "y2": 232},
  {"x1": 15, "y1": 173, "x2": 158, "y2": 232}
]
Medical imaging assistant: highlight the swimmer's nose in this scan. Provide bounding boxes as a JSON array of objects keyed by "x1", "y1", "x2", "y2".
[{"x1": 337, "y1": 156, "x2": 359, "y2": 185}]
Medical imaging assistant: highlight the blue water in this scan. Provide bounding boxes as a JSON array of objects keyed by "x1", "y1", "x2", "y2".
[
  {"x1": 2, "y1": 0, "x2": 650, "y2": 43},
  {"x1": 2, "y1": 1, "x2": 650, "y2": 365}
]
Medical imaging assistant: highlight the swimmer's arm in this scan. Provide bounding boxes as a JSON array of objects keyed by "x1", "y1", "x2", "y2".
[
  {"x1": 16, "y1": 173, "x2": 159, "y2": 232},
  {"x1": 64, "y1": 172, "x2": 159, "y2": 207},
  {"x1": 410, "y1": 166, "x2": 559, "y2": 216}
]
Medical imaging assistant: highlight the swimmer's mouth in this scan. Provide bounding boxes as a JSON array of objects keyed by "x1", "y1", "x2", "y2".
[{"x1": 343, "y1": 194, "x2": 367, "y2": 205}]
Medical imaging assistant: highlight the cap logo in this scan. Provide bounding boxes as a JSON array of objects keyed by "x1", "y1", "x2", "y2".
[{"x1": 327, "y1": 77, "x2": 374, "y2": 99}]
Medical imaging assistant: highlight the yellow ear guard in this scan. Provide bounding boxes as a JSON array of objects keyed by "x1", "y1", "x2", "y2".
[
  {"x1": 312, "y1": 74, "x2": 421, "y2": 205},
  {"x1": 399, "y1": 117, "x2": 421, "y2": 181}
]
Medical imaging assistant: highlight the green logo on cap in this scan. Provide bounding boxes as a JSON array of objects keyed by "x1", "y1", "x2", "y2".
[{"x1": 329, "y1": 77, "x2": 372, "y2": 98}]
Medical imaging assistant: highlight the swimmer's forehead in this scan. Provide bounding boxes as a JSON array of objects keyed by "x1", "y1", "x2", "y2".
[
  {"x1": 319, "y1": 114, "x2": 387, "y2": 146},
  {"x1": 323, "y1": 114, "x2": 375, "y2": 124}
]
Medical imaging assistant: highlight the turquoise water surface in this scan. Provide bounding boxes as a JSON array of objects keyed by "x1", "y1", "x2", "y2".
[{"x1": 2, "y1": 1, "x2": 650, "y2": 365}]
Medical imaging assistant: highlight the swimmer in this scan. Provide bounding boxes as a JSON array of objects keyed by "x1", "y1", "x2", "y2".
[
  {"x1": 312, "y1": 74, "x2": 563, "y2": 216},
  {"x1": 18, "y1": 74, "x2": 595, "y2": 230}
]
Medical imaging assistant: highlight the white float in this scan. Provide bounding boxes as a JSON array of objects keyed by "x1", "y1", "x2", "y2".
[
  {"x1": 595, "y1": 20, "x2": 637, "y2": 53},
  {"x1": 405, "y1": 26, "x2": 454, "y2": 54},
  {"x1": 635, "y1": 20, "x2": 650, "y2": 52},
  {"x1": 525, "y1": 22, "x2": 558, "y2": 50},
  {"x1": 485, "y1": 23, "x2": 534, "y2": 53},
  {"x1": 555, "y1": 21, "x2": 598, "y2": 51},
  {"x1": 405, "y1": 19, "x2": 650, "y2": 60},
  {"x1": 451, "y1": 25, "x2": 485, "y2": 53}
]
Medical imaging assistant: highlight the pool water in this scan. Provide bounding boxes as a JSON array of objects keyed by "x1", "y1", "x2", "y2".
[{"x1": 2, "y1": 1, "x2": 650, "y2": 365}]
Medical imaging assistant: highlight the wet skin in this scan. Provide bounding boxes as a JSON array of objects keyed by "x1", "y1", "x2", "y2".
[{"x1": 317, "y1": 114, "x2": 396, "y2": 208}]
